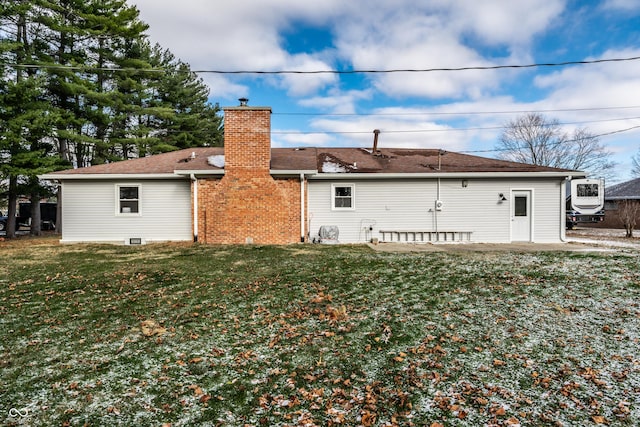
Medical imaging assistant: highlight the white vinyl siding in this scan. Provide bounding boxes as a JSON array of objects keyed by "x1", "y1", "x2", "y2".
[
  {"x1": 529, "y1": 180, "x2": 564, "y2": 243},
  {"x1": 60, "y1": 179, "x2": 192, "y2": 244},
  {"x1": 308, "y1": 178, "x2": 563, "y2": 244}
]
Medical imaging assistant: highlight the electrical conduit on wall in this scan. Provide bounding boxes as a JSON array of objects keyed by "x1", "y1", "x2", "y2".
[{"x1": 435, "y1": 177, "x2": 440, "y2": 235}]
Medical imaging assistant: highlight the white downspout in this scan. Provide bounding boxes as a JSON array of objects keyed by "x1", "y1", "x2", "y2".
[
  {"x1": 191, "y1": 174, "x2": 198, "y2": 242},
  {"x1": 560, "y1": 176, "x2": 570, "y2": 242},
  {"x1": 300, "y1": 173, "x2": 305, "y2": 242}
]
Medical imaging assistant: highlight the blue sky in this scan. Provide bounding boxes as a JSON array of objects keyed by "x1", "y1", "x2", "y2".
[{"x1": 128, "y1": 0, "x2": 640, "y2": 181}]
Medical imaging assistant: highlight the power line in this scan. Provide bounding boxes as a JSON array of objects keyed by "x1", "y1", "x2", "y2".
[
  {"x1": 194, "y1": 56, "x2": 640, "y2": 74},
  {"x1": 459, "y1": 124, "x2": 640, "y2": 154},
  {"x1": 274, "y1": 105, "x2": 640, "y2": 117},
  {"x1": 591, "y1": 124, "x2": 640, "y2": 139},
  {"x1": 2, "y1": 55, "x2": 640, "y2": 74},
  {"x1": 270, "y1": 116, "x2": 640, "y2": 135}
]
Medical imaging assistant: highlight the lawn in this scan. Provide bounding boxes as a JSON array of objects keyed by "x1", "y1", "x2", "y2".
[{"x1": 1, "y1": 239, "x2": 639, "y2": 426}]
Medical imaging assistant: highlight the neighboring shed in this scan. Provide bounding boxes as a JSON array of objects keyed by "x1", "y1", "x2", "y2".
[{"x1": 41, "y1": 101, "x2": 585, "y2": 245}]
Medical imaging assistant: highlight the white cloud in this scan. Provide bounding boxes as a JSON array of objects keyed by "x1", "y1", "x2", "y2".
[
  {"x1": 601, "y1": 0, "x2": 640, "y2": 12},
  {"x1": 329, "y1": 0, "x2": 565, "y2": 99},
  {"x1": 130, "y1": 0, "x2": 566, "y2": 100},
  {"x1": 275, "y1": 55, "x2": 338, "y2": 96},
  {"x1": 129, "y1": 0, "x2": 342, "y2": 97},
  {"x1": 443, "y1": 0, "x2": 566, "y2": 46},
  {"x1": 533, "y1": 49, "x2": 640, "y2": 123},
  {"x1": 298, "y1": 89, "x2": 373, "y2": 114},
  {"x1": 199, "y1": 74, "x2": 248, "y2": 100},
  {"x1": 531, "y1": 52, "x2": 640, "y2": 180},
  {"x1": 308, "y1": 115, "x2": 471, "y2": 152}
]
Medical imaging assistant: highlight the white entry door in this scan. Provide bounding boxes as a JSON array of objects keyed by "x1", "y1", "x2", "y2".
[{"x1": 511, "y1": 190, "x2": 532, "y2": 242}]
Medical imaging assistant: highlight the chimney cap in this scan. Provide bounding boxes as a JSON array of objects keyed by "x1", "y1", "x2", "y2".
[{"x1": 238, "y1": 97, "x2": 249, "y2": 106}]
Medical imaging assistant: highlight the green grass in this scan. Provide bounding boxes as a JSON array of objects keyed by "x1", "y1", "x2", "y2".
[{"x1": 1, "y1": 239, "x2": 639, "y2": 426}]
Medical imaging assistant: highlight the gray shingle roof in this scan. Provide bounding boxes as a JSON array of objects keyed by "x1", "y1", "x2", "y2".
[{"x1": 606, "y1": 177, "x2": 640, "y2": 200}]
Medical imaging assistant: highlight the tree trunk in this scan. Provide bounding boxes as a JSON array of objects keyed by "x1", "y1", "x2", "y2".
[
  {"x1": 6, "y1": 176, "x2": 18, "y2": 239},
  {"x1": 30, "y1": 192, "x2": 42, "y2": 236},
  {"x1": 619, "y1": 200, "x2": 638, "y2": 238}
]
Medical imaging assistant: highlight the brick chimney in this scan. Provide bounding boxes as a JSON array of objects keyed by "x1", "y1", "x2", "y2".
[
  {"x1": 197, "y1": 99, "x2": 301, "y2": 244},
  {"x1": 223, "y1": 99, "x2": 272, "y2": 176}
]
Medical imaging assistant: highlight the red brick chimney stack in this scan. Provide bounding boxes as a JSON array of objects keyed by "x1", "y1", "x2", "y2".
[
  {"x1": 196, "y1": 98, "x2": 300, "y2": 244},
  {"x1": 223, "y1": 99, "x2": 272, "y2": 176}
]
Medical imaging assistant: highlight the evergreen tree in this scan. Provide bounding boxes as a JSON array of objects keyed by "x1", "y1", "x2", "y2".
[
  {"x1": 155, "y1": 51, "x2": 223, "y2": 150},
  {"x1": 0, "y1": 0, "x2": 65, "y2": 237},
  {"x1": 41, "y1": 0, "x2": 149, "y2": 166},
  {"x1": 109, "y1": 40, "x2": 171, "y2": 158},
  {"x1": 2, "y1": 0, "x2": 224, "y2": 237},
  {"x1": 132, "y1": 44, "x2": 223, "y2": 156},
  {"x1": 81, "y1": 0, "x2": 150, "y2": 164}
]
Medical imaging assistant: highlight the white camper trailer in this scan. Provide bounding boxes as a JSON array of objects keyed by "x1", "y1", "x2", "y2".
[{"x1": 566, "y1": 178, "x2": 605, "y2": 229}]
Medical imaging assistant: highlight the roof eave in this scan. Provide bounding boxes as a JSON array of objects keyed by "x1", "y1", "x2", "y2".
[
  {"x1": 271, "y1": 169, "x2": 318, "y2": 176},
  {"x1": 310, "y1": 171, "x2": 584, "y2": 180},
  {"x1": 173, "y1": 170, "x2": 224, "y2": 176},
  {"x1": 39, "y1": 173, "x2": 184, "y2": 180},
  {"x1": 606, "y1": 196, "x2": 640, "y2": 200},
  {"x1": 40, "y1": 170, "x2": 584, "y2": 181}
]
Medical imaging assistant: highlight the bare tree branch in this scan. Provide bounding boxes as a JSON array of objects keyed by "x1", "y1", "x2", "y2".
[
  {"x1": 632, "y1": 148, "x2": 640, "y2": 178},
  {"x1": 618, "y1": 200, "x2": 639, "y2": 238},
  {"x1": 496, "y1": 113, "x2": 616, "y2": 180}
]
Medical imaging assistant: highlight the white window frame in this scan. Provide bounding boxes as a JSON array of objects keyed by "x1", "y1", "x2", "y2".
[
  {"x1": 331, "y1": 183, "x2": 355, "y2": 211},
  {"x1": 116, "y1": 184, "x2": 142, "y2": 216}
]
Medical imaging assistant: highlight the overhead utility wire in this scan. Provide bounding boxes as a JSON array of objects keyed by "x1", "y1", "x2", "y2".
[
  {"x1": 274, "y1": 105, "x2": 640, "y2": 117},
  {"x1": 270, "y1": 116, "x2": 640, "y2": 135},
  {"x1": 458, "y1": 124, "x2": 640, "y2": 155},
  {"x1": 3, "y1": 55, "x2": 640, "y2": 74},
  {"x1": 194, "y1": 56, "x2": 640, "y2": 74}
]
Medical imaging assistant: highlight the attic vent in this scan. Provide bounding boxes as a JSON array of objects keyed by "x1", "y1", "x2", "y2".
[{"x1": 239, "y1": 97, "x2": 249, "y2": 106}]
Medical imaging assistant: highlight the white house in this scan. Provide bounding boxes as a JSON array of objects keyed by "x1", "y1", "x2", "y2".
[{"x1": 41, "y1": 102, "x2": 585, "y2": 245}]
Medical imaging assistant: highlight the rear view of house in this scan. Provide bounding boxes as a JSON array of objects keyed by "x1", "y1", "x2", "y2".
[{"x1": 41, "y1": 101, "x2": 585, "y2": 245}]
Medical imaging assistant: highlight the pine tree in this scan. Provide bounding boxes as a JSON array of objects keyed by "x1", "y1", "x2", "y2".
[
  {"x1": 81, "y1": 0, "x2": 150, "y2": 164},
  {"x1": 2, "y1": 0, "x2": 224, "y2": 238},
  {"x1": 155, "y1": 52, "x2": 223, "y2": 150},
  {"x1": 0, "y1": 0, "x2": 65, "y2": 237},
  {"x1": 130, "y1": 44, "x2": 223, "y2": 156}
]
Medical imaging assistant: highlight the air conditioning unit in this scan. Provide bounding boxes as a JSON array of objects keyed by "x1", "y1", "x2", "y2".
[{"x1": 435, "y1": 200, "x2": 444, "y2": 211}]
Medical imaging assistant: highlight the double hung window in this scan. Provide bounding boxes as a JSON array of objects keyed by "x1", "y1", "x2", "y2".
[
  {"x1": 117, "y1": 185, "x2": 140, "y2": 215},
  {"x1": 332, "y1": 184, "x2": 355, "y2": 210}
]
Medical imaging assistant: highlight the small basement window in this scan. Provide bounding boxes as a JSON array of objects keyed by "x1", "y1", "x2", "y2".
[
  {"x1": 332, "y1": 184, "x2": 355, "y2": 210},
  {"x1": 117, "y1": 185, "x2": 140, "y2": 215}
]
